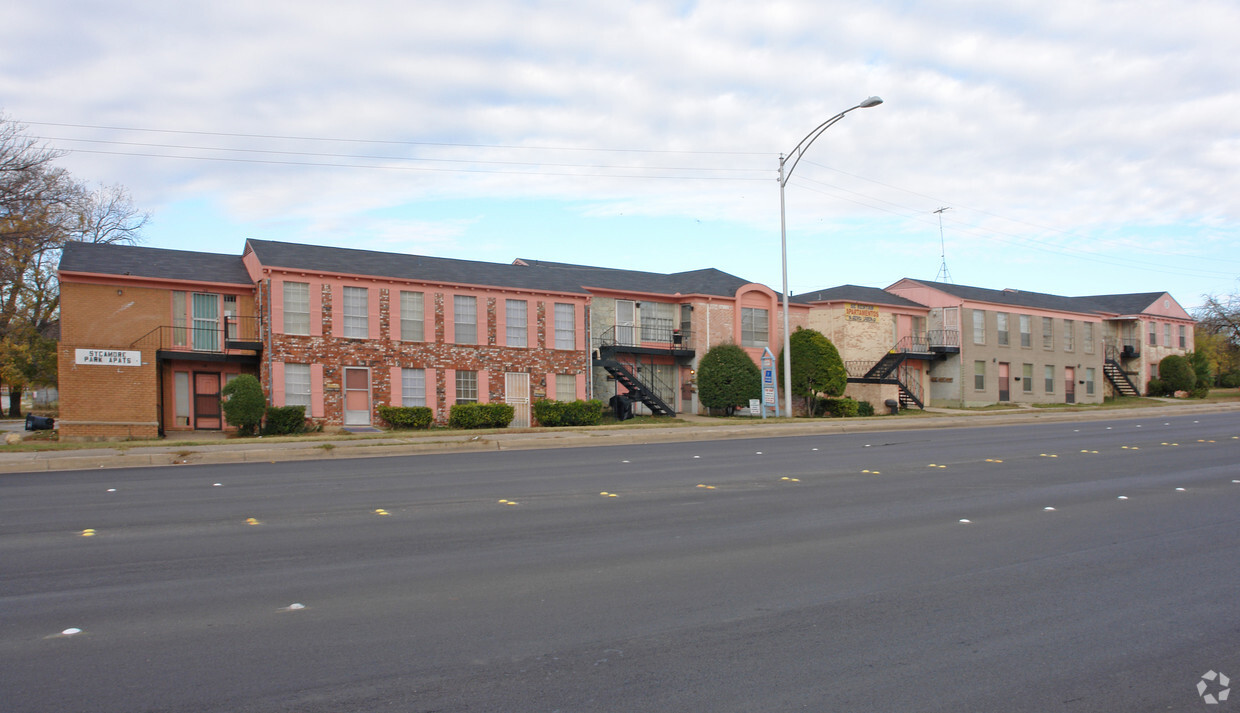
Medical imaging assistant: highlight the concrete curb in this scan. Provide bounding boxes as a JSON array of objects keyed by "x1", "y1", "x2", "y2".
[{"x1": 1, "y1": 402, "x2": 1237, "y2": 474}]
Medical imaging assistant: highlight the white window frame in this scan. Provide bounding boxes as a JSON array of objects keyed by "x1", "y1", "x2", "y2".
[
  {"x1": 1044, "y1": 364, "x2": 1055, "y2": 393},
  {"x1": 455, "y1": 370, "x2": 478, "y2": 404},
  {"x1": 997, "y1": 312, "x2": 1009, "y2": 347},
  {"x1": 1063, "y1": 319, "x2": 1074, "y2": 352},
  {"x1": 401, "y1": 368, "x2": 426, "y2": 407},
  {"x1": 506, "y1": 299, "x2": 528, "y2": 348},
  {"x1": 1042, "y1": 317, "x2": 1054, "y2": 350},
  {"x1": 285, "y1": 363, "x2": 311, "y2": 407},
  {"x1": 741, "y1": 307, "x2": 769, "y2": 348},
  {"x1": 972, "y1": 310, "x2": 985, "y2": 345},
  {"x1": 974, "y1": 361, "x2": 986, "y2": 390},
  {"x1": 283, "y1": 282, "x2": 310, "y2": 335},
  {"x1": 454, "y1": 295, "x2": 477, "y2": 345},
  {"x1": 554, "y1": 303, "x2": 576, "y2": 350},
  {"x1": 556, "y1": 373, "x2": 577, "y2": 401},
  {"x1": 1019, "y1": 315, "x2": 1031, "y2": 348},
  {"x1": 342, "y1": 286, "x2": 368, "y2": 339},
  {"x1": 400, "y1": 291, "x2": 424, "y2": 342}
]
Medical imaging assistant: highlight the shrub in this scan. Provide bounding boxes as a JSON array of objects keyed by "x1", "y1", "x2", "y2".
[
  {"x1": 1146, "y1": 378, "x2": 1166, "y2": 397},
  {"x1": 220, "y1": 374, "x2": 265, "y2": 436},
  {"x1": 263, "y1": 405, "x2": 308, "y2": 435},
  {"x1": 777, "y1": 327, "x2": 846, "y2": 415},
  {"x1": 1190, "y1": 384, "x2": 1211, "y2": 399},
  {"x1": 377, "y1": 405, "x2": 434, "y2": 430},
  {"x1": 1221, "y1": 372, "x2": 1240, "y2": 389},
  {"x1": 816, "y1": 397, "x2": 860, "y2": 418},
  {"x1": 1157, "y1": 355, "x2": 1196, "y2": 393},
  {"x1": 857, "y1": 400, "x2": 875, "y2": 417},
  {"x1": 449, "y1": 402, "x2": 514, "y2": 429},
  {"x1": 533, "y1": 399, "x2": 604, "y2": 427},
  {"x1": 697, "y1": 343, "x2": 761, "y2": 415}
]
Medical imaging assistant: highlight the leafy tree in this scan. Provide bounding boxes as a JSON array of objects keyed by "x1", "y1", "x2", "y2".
[
  {"x1": 220, "y1": 374, "x2": 265, "y2": 436},
  {"x1": 1186, "y1": 350, "x2": 1212, "y2": 389},
  {"x1": 697, "y1": 343, "x2": 761, "y2": 415},
  {"x1": 1157, "y1": 354, "x2": 1196, "y2": 394},
  {"x1": 777, "y1": 327, "x2": 846, "y2": 416},
  {"x1": 1, "y1": 114, "x2": 147, "y2": 415}
]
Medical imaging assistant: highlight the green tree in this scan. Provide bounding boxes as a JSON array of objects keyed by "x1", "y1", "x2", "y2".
[
  {"x1": 1157, "y1": 354, "x2": 1196, "y2": 393},
  {"x1": 777, "y1": 327, "x2": 846, "y2": 416},
  {"x1": 1186, "y1": 350, "x2": 1212, "y2": 388},
  {"x1": 220, "y1": 374, "x2": 265, "y2": 436},
  {"x1": 697, "y1": 343, "x2": 761, "y2": 415}
]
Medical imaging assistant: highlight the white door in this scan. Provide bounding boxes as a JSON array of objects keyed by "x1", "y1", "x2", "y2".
[
  {"x1": 616, "y1": 300, "x2": 636, "y2": 346},
  {"x1": 344, "y1": 367, "x2": 371, "y2": 426},
  {"x1": 505, "y1": 373, "x2": 530, "y2": 428}
]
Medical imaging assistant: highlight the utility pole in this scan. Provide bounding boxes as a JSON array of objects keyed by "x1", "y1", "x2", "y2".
[{"x1": 934, "y1": 207, "x2": 953, "y2": 283}]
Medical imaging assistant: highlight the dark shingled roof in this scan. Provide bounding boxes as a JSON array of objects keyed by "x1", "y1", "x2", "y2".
[
  {"x1": 791, "y1": 284, "x2": 926, "y2": 308},
  {"x1": 59, "y1": 241, "x2": 253, "y2": 285},
  {"x1": 1073, "y1": 292, "x2": 1166, "y2": 316},
  {"x1": 895, "y1": 279, "x2": 1101, "y2": 315},
  {"x1": 513, "y1": 259, "x2": 753, "y2": 297},
  {"x1": 247, "y1": 240, "x2": 589, "y2": 294}
]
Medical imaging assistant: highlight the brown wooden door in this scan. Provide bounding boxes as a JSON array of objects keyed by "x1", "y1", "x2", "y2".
[{"x1": 193, "y1": 372, "x2": 222, "y2": 429}]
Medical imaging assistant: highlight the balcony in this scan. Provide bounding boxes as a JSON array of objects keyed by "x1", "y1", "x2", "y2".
[
  {"x1": 1104, "y1": 338, "x2": 1141, "y2": 361},
  {"x1": 133, "y1": 316, "x2": 262, "y2": 362},
  {"x1": 595, "y1": 325, "x2": 694, "y2": 358}
]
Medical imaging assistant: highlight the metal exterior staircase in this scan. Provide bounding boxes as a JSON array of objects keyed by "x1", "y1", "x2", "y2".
[
  {"x1": 597, "y1": 355, "x2": 676, "y2": 416},
  {"x1": 1104, "y1": 358, "x2": 1141, "y2": 397}
]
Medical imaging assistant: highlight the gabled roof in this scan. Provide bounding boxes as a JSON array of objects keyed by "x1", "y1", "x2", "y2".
[
  {"x1": 513, "y1": 258, "x2": 753, "y2": 298},
  {"x1": 891, "y1": 279, "x2": 1099, "y2": 315},
  {"x1": 1073, "y1": 292, "x2": 1166, "y2": 316},
  {"x1": 59, "y1": 241, "x2": 253, "y2": 285},
  {"x1": 247, "y1": 240, "x2": 588, "y2": 294},
  {"x1": 791, "y1": 284, "x2": 926, "y2": 308}
]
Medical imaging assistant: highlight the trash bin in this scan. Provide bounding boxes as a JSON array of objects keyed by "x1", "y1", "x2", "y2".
[
  {"x1": 884, "y1": 399, "x2": 899, "y2": 415},
  {"x1": 609, "y1": 394, "x2": 634, "y2": 421},
  {"x1": 25, "y1": 414, "x2": 55, "y2": 431}
]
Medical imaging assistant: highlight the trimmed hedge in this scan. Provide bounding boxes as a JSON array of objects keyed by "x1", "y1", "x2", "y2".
[
  {"x1": 220, "y1": 374, "x2": 265, "y2": 436},
  {"x1": 448, "y1": 402, "x2": 514, "y2": 429},
  {"x1": 533, "y1": 399, "x2": 605, "y2": 427},
  {"x1": 857, "y1": 400, "x2": 876, "y2": 417},
  {"x1": 815, "y1": 397, "x2": 860, "y2": 418},
  {"x1": 263, "y1": 405, "x2": 308, "y2": 435},
  {"x1": 377, "y1": 405, "x2": 434, "y2": 430}
]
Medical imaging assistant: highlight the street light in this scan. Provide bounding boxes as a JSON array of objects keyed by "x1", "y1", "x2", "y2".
[{"x1": 778, "y1": 96, "x2": 882, "y2": 418}]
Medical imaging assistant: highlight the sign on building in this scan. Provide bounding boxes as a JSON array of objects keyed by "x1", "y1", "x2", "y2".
[
  {"x1": 75, "y1": 349, "x2": 142, "y2": 366},
  {"x1": 844, "y1": 303, "x2": 880, "y2": 323}
]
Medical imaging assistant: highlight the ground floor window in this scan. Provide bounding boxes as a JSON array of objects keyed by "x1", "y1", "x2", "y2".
[
  {"x1": 456, "y1": 370, "x2": 478, "y2": 404},
  {"x1": 174, "y1": 372, "x2": 190, "y2": 426},
  {"x1": 1044, "y1": 364, "x2": 1055, "y2": 394},
  {"x1": 974, "y1": 361, "x2": 986, "y2": 390},
  {"x1": 402, "y1": 368, "x2": 426, "y2": 407},
  {"x1": 1085, "y1": 367, "x2": 1096, "y2": 396},
  {"x1": 1022, "y1": 364, "x2": 1033, "y2": 393},
  {"x1": 556, "y1": 373, "x2": 577, "y2": 401},
  {"x1": 285, "y1": 363, "x2": 311, "y2": 407}
]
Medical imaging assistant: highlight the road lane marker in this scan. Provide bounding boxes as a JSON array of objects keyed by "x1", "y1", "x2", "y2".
[
  {"x1": 1175, "y1": 487, "x2": 1187, "y2": 492},
  {"x1": 246, "y1": 517, "x2": 261, "y2": 525},
  {"x1": 959, "y1": 519, "x2": 972, "y2": 524},
  {"x1": 281, "y1": 603, "x2": 306, "y2": 611},
  {"x1": 695, "y1": 484, "x2": 716, "y2": 489},
  {"x1": 374, "y1": 509, "x2": 390, "y2": 516},
  {"x1": 106, "y1": 488, "x2": 116, "y2": 492},
  {"x1": 1043, "y1": 507, "x2": 1056, "y2": 511},
  {"x1": 1117, "y1": 496, "x2": 1129, "y2": 500},
  {"x1": 80, "y1": 529, "x2": 96, "y2": 537}
]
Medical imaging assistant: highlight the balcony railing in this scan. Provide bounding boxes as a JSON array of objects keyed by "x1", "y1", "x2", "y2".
[
  {"x1": 132, "y1": 316, "x2": 262, "y2": 353},
  {"x1": 1104, "y1": 337, "x2": 1141, "y2": 361},
  {"x1": 596, "y1": 325, "x2": 693, "y2": 351}
]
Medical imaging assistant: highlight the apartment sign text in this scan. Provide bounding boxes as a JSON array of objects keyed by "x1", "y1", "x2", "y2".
[
  {"x1": 844, "y1": 303, "x2": 879, "y2": 323},
  {"x1": 76, "y1": 349, "x2": 141, "y2": 366}
]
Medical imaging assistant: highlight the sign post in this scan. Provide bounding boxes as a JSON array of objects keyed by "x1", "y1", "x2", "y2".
[{"x1": 760, "y1": 347, "x2": 778, "y2": 419}]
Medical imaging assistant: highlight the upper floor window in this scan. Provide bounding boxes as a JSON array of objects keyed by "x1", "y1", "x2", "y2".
[
  {"x1": 1019, "y1": 315, "x2": 1031, "y2": 347},
  {"x1": 972, "y1": 310, "x2": 985, "y2": 345},
  {"x1": 1042, "y1": 317, "x2": 1054, "y2": 350},
  {"x1": 400, "y1": 291, "x2": 424, "y2": 342},
  {"x1": 342, "y1": 287, "x2": 368, "y2": 339},
  {"x1": 1163, "y1": 323, "x2": 1172, "y2": 347},
  {"x1": 996, "y1": 312, "x2": 1009, "y2": 346},
  {"x1": 741, "y1": 307, "x2": 768, "y2": 347},
  {"x1": 1149, "y1": 321, "x2": 1157, "y2": 346},
  {"x1": 1083, "y1": 323, "x2": 1095, "y2": 354},
  {"x1": 506, "y1": 299, "x2": 527, "y2": 348},
  {"x1": 554, "y1": 303, "x2": 576, "y2": 350},
  {"x1": 1063, "y1": 319, "x2": 1074, "y2": 352},
  {"x1": 1179, "y1": 324, "x2": 1186, "y2": 349},
  {"x1": 283, "y1": 282, "x2": 310, "y2": 335},
  {"x1": 641, "y1": 302, "x2": 676, "y2": 342},
  {"x1": 454, "y1": 295, "x2": 477, "y2": 345}
]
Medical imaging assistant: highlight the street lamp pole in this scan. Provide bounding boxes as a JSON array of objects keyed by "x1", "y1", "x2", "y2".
[{"x1": 778, "y1": 96, "x2": 882, "y2": 418}]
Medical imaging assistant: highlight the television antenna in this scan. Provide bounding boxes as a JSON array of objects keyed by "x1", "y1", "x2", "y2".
[{"x1": 934, "y1": 207, "x2": 953, "y2": 283}]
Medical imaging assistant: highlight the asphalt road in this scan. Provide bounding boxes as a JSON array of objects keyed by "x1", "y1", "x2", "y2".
[{"x1": 2, "y1": 413, "x2": 1238, "y2": 712}]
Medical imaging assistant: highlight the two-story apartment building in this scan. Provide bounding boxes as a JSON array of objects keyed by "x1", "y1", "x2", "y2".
[{"x1": 1076, "y1": 292, "x2": 1195, "y2": 397}]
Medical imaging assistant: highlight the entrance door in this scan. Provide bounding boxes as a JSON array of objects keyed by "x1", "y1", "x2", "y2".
[
  {"x1": 343, "y1": 368, "x2": 371, "y2": 426},
  {"x1": 616, "y1": 300, "x2": 636, "y2": 346},
  {"x1": 505, "y1": 373, "x2": 530, "y2": 428},
  {"x1": 998, "y1": 362, "x2": 1010, "y2": 401},
  {"x1": 1065, "y1": 367, "x2": 1076, "y2": 404},
  {"x1": 193, "y1": 372, "x2": 222, "y2": 430}
]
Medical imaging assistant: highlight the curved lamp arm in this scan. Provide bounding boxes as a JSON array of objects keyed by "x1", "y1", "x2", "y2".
[{"x1": 779, "y1": 96, "x2": 882, "y2": 185}]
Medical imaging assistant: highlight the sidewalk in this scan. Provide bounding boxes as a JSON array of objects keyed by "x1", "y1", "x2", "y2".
[{"x1": 1, "y1": 401, "x2": 1237, "y2": 474}]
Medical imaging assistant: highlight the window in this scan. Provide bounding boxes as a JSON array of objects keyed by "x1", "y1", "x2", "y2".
[
  {"x1": 454, "y1": 295, "x2": 477, "y2": 345},
  {"x1": 455, "y1": 370, "x2": 478, "y2": 404},
  {"x1": 192, "y1": 293, "x2": 220, "y2": 351},
  {"x1": 1149, "y1": 321, "x2": 1157, "y2": 346},
  {"x1": 1163, "y1": 323, "x2": 1171, "y2": 347},
  {"x1": 974, "y1": 361, "x2": 986, "y2": 390},
  {"x1": 1085, "y1": 368, "x2": 1096, "y2": 396},
  {"x1": 556, "y1": 374, "x2": 577, "y2": 401},
  {"x1": 1019, "y1": 315, "x2": 1031, "y2": 348},
  {"x1": 741, "y1": 307, "x2": 769, "y2": 347},
  {"x1": 401, "y1": 368, "x2": 426, "y2": 407},
  {"x1": 997, "y1": 313, "x2": 1009, "y2": 346},
  {"x1": 554, "y1": 303, "x2": 576, "y2": 350},
  {"x1": 172, "y1": 291, "x2": 188, "y2": 347},
  {"x1": 972, "y1": 310, "x2": 985, "y2": 345},
  {"x1": 1063, "y1": 319, "x2": 1074, "y2": 352},
  {"x1": 285, "y1": 363, "x2": 311, "y2": 407},
  {"x1": 1178, "y1": 324, "x2": 1186, "y2": 348},
  {"x1": 1022, "y1": 363, "x2": 1033, "y2": 393},
  {"x1": 400, "y1": 291, "x2": 424, "y2": 342},
  {"x1": 506, "y1": 299, "x2": 527, "y2": 347},
  {"x1": 1151, "y1": 361, "x2": 1160, "y2": 379},
  {"x1": 1042, "y1": 317, "x2": 1054, "y2": 350},
  {"x1": 342, "y1": 286, "x2": 368, "y2": 339},
  {"x1": 641, "y1": 302, "x2": 676, "y2": 341},
  {"x1": 1044, "y1": 365, "x2": 1055, "y2": 393},
  {"x1": 174, "y1": 372, "x2": 190, "y2": 426},
  {"x1": 283, "y1": 282, "x2": 310, "y2": 335},
  {"x1": 1084, "y1": 323, "x2": 1095, "y2": 354}
]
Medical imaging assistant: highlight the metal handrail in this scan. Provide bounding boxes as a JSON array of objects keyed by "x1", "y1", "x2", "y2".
[
  {"x1": 596, "y1": 325, "x2": 692, "y2": 349},
  {"x1": 130, "y1": 316, "x2": 262, "y2": 352}
]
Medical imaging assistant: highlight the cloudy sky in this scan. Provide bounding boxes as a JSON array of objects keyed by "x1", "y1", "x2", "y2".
[{"x1": 3, "y1": 0, "x2": 1238, "y2": 309}]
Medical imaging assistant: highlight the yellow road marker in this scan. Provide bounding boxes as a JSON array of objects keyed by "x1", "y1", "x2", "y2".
[
  {"x1": 81, "y1": 529, "x2": 96, "y2": 537},
  {"x1": 374, "y1": 509, "x2": 390, "y2": 516},
  {"x1": 246, "y1": 517, "x2": 261, "y2": 525}
]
